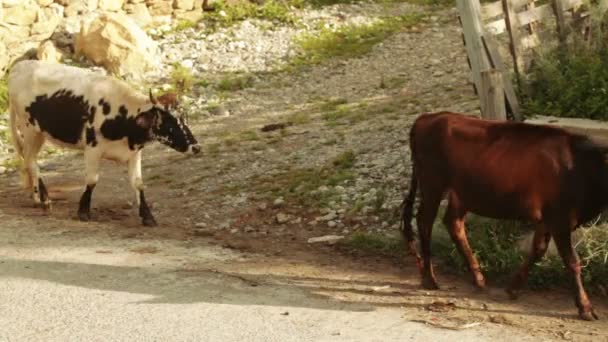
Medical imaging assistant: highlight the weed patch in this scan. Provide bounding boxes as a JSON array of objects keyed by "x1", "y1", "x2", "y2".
[
  {"x1": 253, "y1": 150, "x2": 357, "y2": 207},
  {"x1": 217, "y1": 73, "x2": 255, "y2": 91},
  {"x1": 429, "y1": 213, "x2": 608, "y2": 291},
  {"x1": 206, "y1": 0, "x2": 297, "y2": 29},
  {"x1": 292, "y1": 13, "x2": 424, "y2": 66},
  {"x1": 0, "y1": 76, "x2": 8, "y2": 114},
  {"x1": 170, "y1": 63, "x2": 195, "y2": 93},
  {"x1": 521, "y1": 4, "x2": 608, "y2": 121}
]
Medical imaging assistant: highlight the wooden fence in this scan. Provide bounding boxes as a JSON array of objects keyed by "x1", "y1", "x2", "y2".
[{"x1": 457, "y1": 0, "x2": 595, "y2": 121}]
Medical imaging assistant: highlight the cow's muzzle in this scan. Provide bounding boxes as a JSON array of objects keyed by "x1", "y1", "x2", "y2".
[{"x1": 189, "y1": 144, "x2": 202, "y2": 155}]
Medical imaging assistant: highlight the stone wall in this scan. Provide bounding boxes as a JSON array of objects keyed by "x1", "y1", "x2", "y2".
[{"x1": 0, "y1": 0, "x2": 209, "y2": 75}]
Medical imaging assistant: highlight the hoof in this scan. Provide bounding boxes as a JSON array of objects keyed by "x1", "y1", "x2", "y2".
[
  {"x1": 580, "y1": 310, "x2": 599, "y2": 321},
  {"x1": 422, "y1": 276, "x2": 439, "y2": 290},
  {"x1": 473, "y1": 277, "x2": 487, "y2": 290},
  {"x1": 505, "y1": 287, "x2": 519, "y2": 300},
  {"x1": 78, "y1": 211, "x2": 91, "y2": 222},
  {"x1": 41, "y1": 201, "x2": 52, "y2": 211},
  {"x1": 142, "y1": 216, "x2": 158, "y2": 227}
]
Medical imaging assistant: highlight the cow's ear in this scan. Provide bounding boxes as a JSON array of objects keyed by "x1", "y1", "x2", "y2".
[
  {"x1": 135, "y1": 111, "x2": 158, "y2": 130},
  {"x1": 149, "y1": 89, "x2": 158, "y2": 105}
]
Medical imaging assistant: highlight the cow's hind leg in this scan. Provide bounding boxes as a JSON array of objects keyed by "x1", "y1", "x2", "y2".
[
  {"x1": 443, "y1": 192, "x2": 486, "y2": 289},
  {"x1": 78, "y1": 149, "x2": 100, "y2": 221},
  {"x1": 552, "y1": 225, "x2": 598, "y2": 321},
  {"x1": 128, "y1": 151, "x2": 157, "y2": 227},
  {"x1": 417, "y1": 186, "x2": 443, "y2": 290},
  {"x1": 506, "y1": 225, "x2": 551, "y2": 299},
  {"x1": 22, "y1": 131, "x2": 48, "y2": 209}
]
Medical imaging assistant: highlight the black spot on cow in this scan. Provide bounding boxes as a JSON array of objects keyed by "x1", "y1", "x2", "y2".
[
  {"x1": 100, "y1": 105, "x2": 154, "y2": 150},
  {"x1": 25, "y1": 89, "x2": 90, "y2": 145},
  {"x1": 119, "y1": 105, "x2": 128, "y2": 116},
  {"x1": 86, "y1": 127, "x2": 97, "y2": 147},
  {"x1": 88, "y1": 106, "x2": 96, "y2": 124},
  {"x1": 99, "y1": 98, "x2": 111, "y2": 115}
]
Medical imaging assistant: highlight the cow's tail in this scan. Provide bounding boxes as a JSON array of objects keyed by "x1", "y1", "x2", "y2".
[
  {"x1": 8, "y1": 99, "x2": 30, "y2": 190},
  {"x1": 400, "y1": 123, "x2": 422, "y2": 271}
]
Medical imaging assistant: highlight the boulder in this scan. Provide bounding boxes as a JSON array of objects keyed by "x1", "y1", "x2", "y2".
[
  {"x1": 0, "y1": 24, "x2": 31, "y2": 46},
  {"x1": 37, "y1": 40, "x2": 63, "y2": 63},
  {"x1": 0, "y1": 41, "x2": 9, "y2": 76},
  {"x1": 30, "y1": 13, "x2": 61, "y2": 38},
  {"x1": 174, "y1": 10, "x2": 203, "y2": 23},
  {"x1": 173, "y1": 0, "x2": 194, "y2": 10},
  {"x1": 146, "y1": 0, "x2": 173, "y2": 16},
  {"x1": 36, "y1": 0, "x2": 54, "y2": 6},
  {"x1": 4, "y1": 4, "x2": 38, "y2": 26},
  {"x1": 124, "y1": 3, "x2": 152, "y2": 28},
  {"x1": 75, "y1": 12, "x2": 159, "y2": 78},
  {"x1": 98, "y1": 0, "x2": 124, "y2": 11}
]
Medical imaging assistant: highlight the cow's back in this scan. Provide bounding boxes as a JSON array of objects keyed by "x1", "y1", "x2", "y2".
[{"x1": 411, "y1": 112, "x2": 583, "y2": 220}]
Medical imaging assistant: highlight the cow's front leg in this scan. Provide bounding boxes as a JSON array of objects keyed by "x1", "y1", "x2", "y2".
[
  {"x1": 128, "y1": 151, "x2": 157, "y2": 227},
  {"x1": 78, "y1": 149, "x2": 100, "y2": 221}
]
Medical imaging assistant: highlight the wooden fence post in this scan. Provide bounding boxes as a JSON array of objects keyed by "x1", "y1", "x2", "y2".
[
  {"x1": 552, "y1": 0, "x2": 568, "y2": 44},
  {"x1": 502, "y1": 0, "x2": 523, "y2": 82},
  {"x1": 456, "y1": 0, "x2": 491, "y2": 105},
  {"x1": 481, "y1": 69, "x2": 506, "y2": 120}
]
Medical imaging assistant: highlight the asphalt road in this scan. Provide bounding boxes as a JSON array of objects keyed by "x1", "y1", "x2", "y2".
[{"x1": 0, "y1": 220, "x2": 539, "y2": 342}]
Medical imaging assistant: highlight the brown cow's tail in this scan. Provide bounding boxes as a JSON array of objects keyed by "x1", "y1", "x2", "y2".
[
  {"x1": 400, "y1": 125, "x2": 422, "y2": 271},
  {"x1": 8, "y1": 99, "x2": 30, "y2": 190}
]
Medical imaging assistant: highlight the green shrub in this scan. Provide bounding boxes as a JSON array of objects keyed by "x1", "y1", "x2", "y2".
[
  {"x1": 217, "y1": 73, "x2": 255, "y2": 91},
  {"x1": 206, "y1": 0, "x2": 297, "y2": 28},
  {"x1": 431, "y1": 214, "x2": 608, "y2": 291},
  {"x1": 0, "y1": 76, "x2": 8, "y2": 114},
  {"x1": 170, "y1": 63, "x2": 194, "y2": 93},
  {"x1": 522, "y1": 4, "x2": 608, "y2": 120},
  {"x1": 292, "y1": 13, "x2": 424, "y2": 65}
]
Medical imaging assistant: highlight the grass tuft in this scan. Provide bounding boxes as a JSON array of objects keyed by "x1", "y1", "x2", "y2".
[{"x1": 292, "y1": 13, "x2": 424, "y2": 66}]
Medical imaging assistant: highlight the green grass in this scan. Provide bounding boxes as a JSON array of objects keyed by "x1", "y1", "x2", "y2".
[
  {"x1": 292, "y1": 13, "x2": 424, "y2": 66},
  {"x1": 321, "y1": 100, "x2": 370, "y2": 127},
  {"x1": 428, "y1": 213, "x2": 608, "y2": 291},
  {"x1": 170, "y1": 63, "x2": 194, "y2": 93},
  {"x1": 521, "y1": 3, "x2": 608, "y2": 121},
  {"x1": 217, "y1": 73, "x2": 255, "y2": 92},
  {"x1": 205, "y1": 0, "x2": 298, "y2": 29},
  {"x1": 290, "y1": 112, "x2": 312, "y2": 125},
  {"x1": 253, "y1": 150, "x2": 357, "y2": 207},
  {"x1": 0, "y1": 76, "x2": 9, "y2": 114},
  {"x1": 174, "y1": 19, "x2": 197, "y2": 31}
]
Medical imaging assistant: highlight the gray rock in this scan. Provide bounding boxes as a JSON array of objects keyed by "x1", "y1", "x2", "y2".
[
  {"x1": 273, "y1": 197, "x2": 285, "y2": 208},
  {"x1": 307, "y1": 235, "x2": 344, "y2": 244},
  {"x1": 276, "y1": 213, "x2": 290, "y2": 224}
]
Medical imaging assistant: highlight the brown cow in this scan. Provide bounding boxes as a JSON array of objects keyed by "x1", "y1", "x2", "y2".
[{"x1": 400, "y1": 111, "x2": 608, "y2": 321}]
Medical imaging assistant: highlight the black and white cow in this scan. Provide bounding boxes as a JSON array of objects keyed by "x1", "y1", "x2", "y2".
[{"x1": 8, "y1": 60, "x2": 201, "y2": 226}]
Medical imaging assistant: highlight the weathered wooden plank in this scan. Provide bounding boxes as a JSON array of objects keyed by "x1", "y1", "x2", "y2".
[
  {"x1": 481, "y1": 69, "x2": 507, "y2": 120},
  {"x1": 512, "y1": 0, "x2": 536, "y2": 11},
  {"x1": 481, "y1": 1, "x2": 504, "y2": 19},
  {"x1": 456, "y1": 0, "x2": 492, "y2": 108},
  {"x1": 563, "y1": 0, "x2": 583, "y2": 10},
  {"x1": 481, "y1": 32, "x2": 523, "y2": 121},
  {"x1": 520, "y1": 34, "x2": 541, "y2": 49},
  {"x1": 552, "y1": 0, "x2": 567, "y2": 42},
  {"x1": 485, "y1": 18, "x2": 507, "y2": 34},
  {"x1": 503, "y1": 0, "x2": 524, "y2": 80},
  {"x1": 517, "y1": 3, "x2": 554, "y2": 27}
]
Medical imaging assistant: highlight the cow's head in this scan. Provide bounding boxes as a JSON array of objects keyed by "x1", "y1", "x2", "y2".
[{"x1": 136, "y1": 90, "x2": 200, "y2": 155}]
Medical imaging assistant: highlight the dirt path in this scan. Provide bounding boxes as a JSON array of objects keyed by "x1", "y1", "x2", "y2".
[{"x1": 1, "y1": 2, "x2": 608, "y2": 341}]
